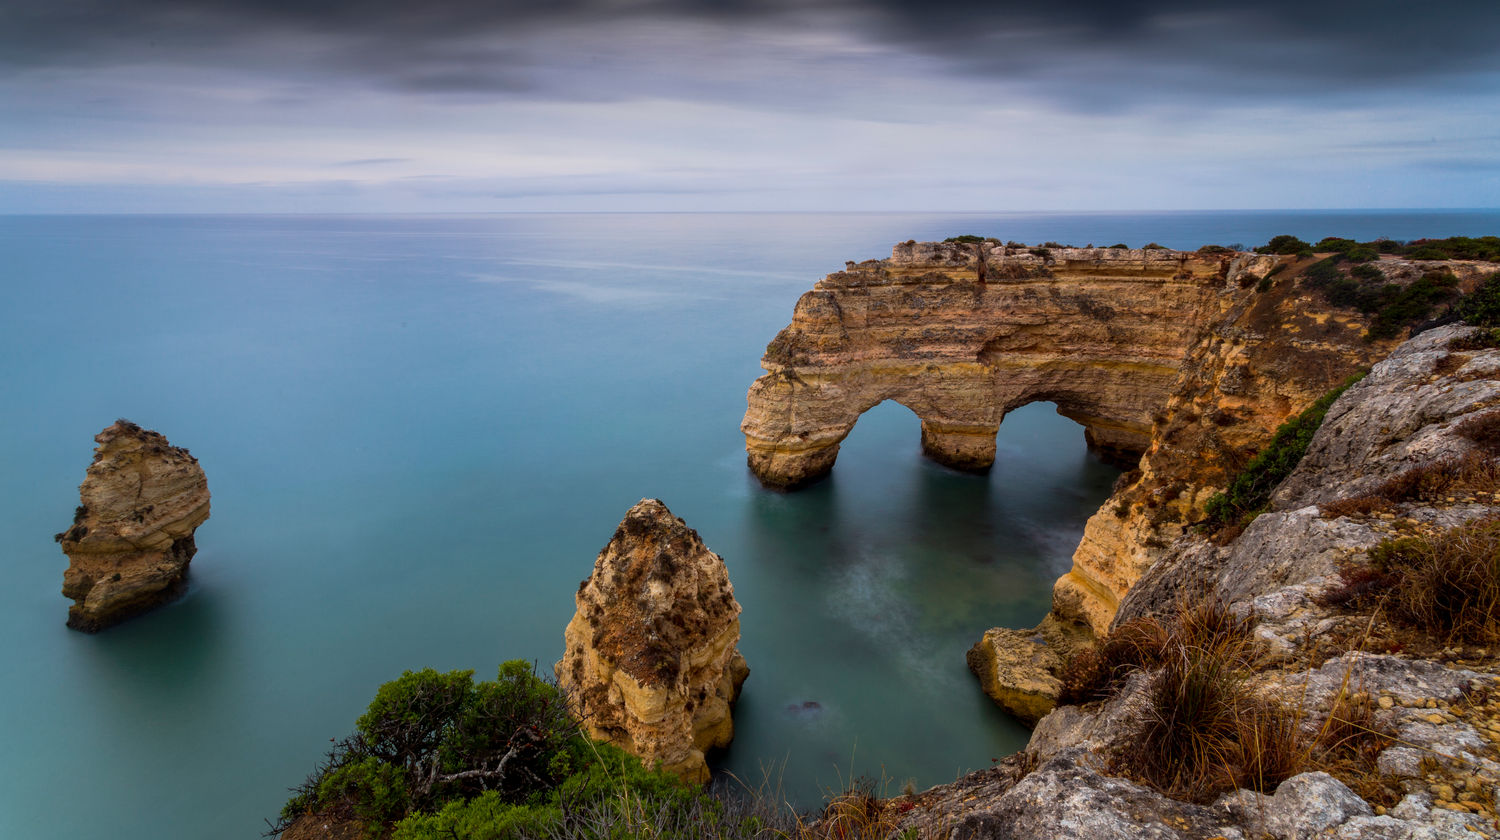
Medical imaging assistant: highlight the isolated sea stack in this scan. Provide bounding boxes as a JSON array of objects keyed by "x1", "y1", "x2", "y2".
[
  {"x1": 556, "y1": 499, "x2": 749, "y2": 784},
  {"x1": 56, "y1": 420, "x2": 211, "y2": 632}
]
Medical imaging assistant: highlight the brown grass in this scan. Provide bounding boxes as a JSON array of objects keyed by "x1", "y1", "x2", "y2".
[
  {"x1": 1432, "y1": 352, "x2": 1470, "y2": 377},
  {"x1": 1456, "y1": 411, "x2": 1500, "y2": 456},
  {"x1": 1318, "y1": 495, "x2": 1396, "y2": 518},
  {"x1": 817, "y1": 778, "x2": 899, "y2": 840},
  {"x1": 1372, "y1": 450, "x2": 1500, "y2": 503},
  {"x1": 1092, "y1": 597, "x2": 1398, "y2": 806},
  {"x1": 1370, "y1": 517, "x2": 1500, "y2": 644}
]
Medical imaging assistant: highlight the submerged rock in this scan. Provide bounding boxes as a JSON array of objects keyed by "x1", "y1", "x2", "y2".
[
  {"x1": 555, "y1": 498, "x2": 748, "y2": 784},
  {"x1": 56, "y1": 420, "x2": 211, "y2": 632}
]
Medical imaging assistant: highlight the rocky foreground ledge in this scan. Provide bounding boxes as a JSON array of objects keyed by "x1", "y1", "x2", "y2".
[{"x1": 56, "y1": 420, "x2": 211, "y2": 632}]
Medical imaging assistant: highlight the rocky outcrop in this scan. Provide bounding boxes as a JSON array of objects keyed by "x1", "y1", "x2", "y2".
[
  {"x1": 742, "y1": 242, "x2": 1278, "y2": 489},
  {"x1": 966, "y1": 616, "x2": 1089, "y2": 725},
  {"x1": 746, "y1": 244, "x2": 1496, "y2": 634},
  {"x1": 892, "y1": 323, "x2": 1500, "y2": 839},
  {"x1": 555, "y1": 499, "x2": 748, "y2": 784},
  {"x1": 56, "y1": 420, "x2": 211, "y2": 632}
]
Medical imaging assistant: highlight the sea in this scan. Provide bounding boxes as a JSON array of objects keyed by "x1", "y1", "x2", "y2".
[{"x1": 2, "y1": 210, "x2": 1496, "y2": 838}]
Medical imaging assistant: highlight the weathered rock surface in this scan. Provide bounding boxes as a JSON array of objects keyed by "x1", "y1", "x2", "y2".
[
  {"x1": 555, "y1": 499, "x2": 748, "y2": 784},
  {"x1": 56, "y1": 420, "x2": 211, "y2": 632},
  {"x1": 743, "y1": 242, "x2": 1276, "y2": 490},
  {"x1": 965, "y1": 616, "x2": 1088, "y2": 725},
  {"x1": 894, "y1": 323, "x2": 1500, "y2": 838},
  {"x1": 745, "y1": 242, "x2": 1495, "y2": 633}
]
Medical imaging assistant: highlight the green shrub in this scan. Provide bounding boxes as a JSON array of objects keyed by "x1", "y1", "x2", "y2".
[
  {"x1": 392, "y1": 793, "x2": 556, "y2": 840},
  {"x1": 1256, "y1": 235, "x2": 1311, "y2": 255},
  {"x1": 1458, "y1": 272, "x2": 1500, "y2": 327},
  {"x1": 1203, "y1": 373, "x2": 1366, "y2": 530},
  {"x1": 318, "y1": 757, "x2": 411, "y2": 832},
  {"x1": 1108, "y1": 243, "x2": 1129, "y2": 249},
  {"x1": 273, "y1": 661, "x2": 582, "y2": 836},
  {"x1": 944, "y1": 234, "x2": 985, "y2": 244},
  {"x1": 1365, "y1": 270, "x2": 1459, "y2": 339},
  {"x1": 1303, "y1": 258, "x2": 1461, "y2": 340}
]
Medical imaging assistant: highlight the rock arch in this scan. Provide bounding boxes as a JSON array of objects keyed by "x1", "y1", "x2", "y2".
[{"x1": 742, "y1": 240, "x2": 1274, "y2": 489}]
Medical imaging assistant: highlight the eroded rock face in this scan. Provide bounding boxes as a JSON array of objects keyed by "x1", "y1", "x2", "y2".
[
  {"x1": 57, "y1": 420, "x2": 211, "y2": 632},
  {"x1": 742, "y1": 242, "x2": 1270, "y2": 489},
  {"x1": 894, "y1": 323, "x2": 1500, "y2": 840},
  {"x1": 1057, "y1": 260, "x2": 1495, "y2": 633},
  {"x1": 747, "y1": 243, "x2": 1495, "y2": 632},
  {"x1": 555, "y1": 499, "x2": 748, "y2": 784}
]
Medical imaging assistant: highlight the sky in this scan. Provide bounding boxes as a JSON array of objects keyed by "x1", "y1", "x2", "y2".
[{"x1": 2, "y1": 0, "x2": 1498, "y2": 212}]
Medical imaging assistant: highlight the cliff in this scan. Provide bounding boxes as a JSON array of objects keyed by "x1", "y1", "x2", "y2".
[
  {"x1": 745, "y1": 241, "x2": 1497, "y2": 636},
  {"x1": 742, "y1": 242, "x2": 1274, "y2": 489},
  {"x1": 555, "y1": 499, "x2": 749, "y2": 784},
  {"x1": 56, "y1": 420, "x2": 211, "y2": 632},
  {"x1": 888, "y1": 323, "x2": 1500, "y2": 839}
]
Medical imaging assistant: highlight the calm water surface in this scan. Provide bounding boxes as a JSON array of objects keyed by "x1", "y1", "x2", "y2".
[{"x1": 2, "y1": 211, "x2": 1496, "y2": 838}]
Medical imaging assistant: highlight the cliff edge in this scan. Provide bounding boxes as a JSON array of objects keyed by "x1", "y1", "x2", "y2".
[{"x1": 889, "y1": 323, "x2": 1500, "y2": 839}]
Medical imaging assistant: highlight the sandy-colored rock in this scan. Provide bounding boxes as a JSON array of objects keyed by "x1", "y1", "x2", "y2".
[
  {"x1": 742, "y1": 242, "x2": 1265, "y2": 489},
  {"x1": 555, "y1": 499, "x2": 748, "y2": 784},
  {"x1": 966, "y1": 616, "x2": 1088, "y2": 724},
  {"x1": 56, "y1": 420, "x2": 211, "y2": 632},
  {"x1": 746, "y1": 243, "x2": 1496, "y2": 633}
]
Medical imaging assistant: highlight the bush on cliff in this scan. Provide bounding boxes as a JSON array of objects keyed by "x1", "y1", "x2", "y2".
[
  {"x1": 1203, "y1": 373, "x2": 1366, "y2": 531},
  {"x1": 273, "y1": 661, "x2": 584, "y2": 835},
  {"x1": 1459, "y1": 272, "x2": 1500, "y2": 327},
  {"x1": 1256, "y1": 235, "x2": 1311, "y2": 255},
  {"x1": 272, "y1": 662, "x2": 802, "y2": 840}
]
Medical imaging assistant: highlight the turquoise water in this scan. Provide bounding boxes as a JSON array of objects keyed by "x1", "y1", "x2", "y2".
[{"x1": 2, "y1": 211, "x2": 1496, "y2": 838}]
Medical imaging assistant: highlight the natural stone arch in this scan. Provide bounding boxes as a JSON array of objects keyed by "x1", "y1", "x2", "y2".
[{"x1": 743, "y1": 240, "x2": 1278, "y2": 489}]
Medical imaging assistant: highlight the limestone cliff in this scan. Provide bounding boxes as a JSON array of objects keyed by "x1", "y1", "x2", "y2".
[
  {"x1": 742, "y1": 242, "x2": 1276, "y2": 489},
  {"x1": 888, "y1": 324, "x2": 1500, "y2": 839},
  {"x1": 745, "y1": 241, "x2": 1496, "y2": 636},
  {"x1": 555, "y1": 499, "x2": 749, "y2": 784},
  {"x1": 56, "y1": 420, "x2": 211, "y2": 632}
]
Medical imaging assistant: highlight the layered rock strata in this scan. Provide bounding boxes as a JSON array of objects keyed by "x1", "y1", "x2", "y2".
[
  {"x1": 556, "y1": 499, "x2": 749, "y2": 784},
  {"x1": 1054, "y1": 257, "x2": 1497, "y2": 633},
  {"x1": 746, "y1": 241, "x2": 1496, "y2": 634},
  {"x1": 56, "y1": 420, "x2": 211, "y2": 632},
  {"x1": 891, "y1": 324, "x2": 1500, "y2": 839},
  {"x1": 742, "y1": 241, "x2": 1279, "y2": 489}
]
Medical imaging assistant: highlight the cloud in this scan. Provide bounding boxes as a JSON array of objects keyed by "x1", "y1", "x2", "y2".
[{"x1": 5, "y1": 1, "x2": 1497, "y2": 112}]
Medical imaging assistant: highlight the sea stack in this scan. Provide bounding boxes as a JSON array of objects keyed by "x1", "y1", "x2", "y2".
[
  {"x1": 556, "y1": 499, "x2": 749, "y2": 784},
  {"x1": 56, "y1": 420, "x2": 211, "y2": 632}
]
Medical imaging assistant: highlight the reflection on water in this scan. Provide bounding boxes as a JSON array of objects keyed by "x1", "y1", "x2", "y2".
[{"x1": 720, "y1": 400, "x2": 1118, "y2": 800}]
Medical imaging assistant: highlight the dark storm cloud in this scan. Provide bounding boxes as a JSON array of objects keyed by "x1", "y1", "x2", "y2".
[{"x1": 3, "y1": 0, "x2": 1498, "y2": 106}]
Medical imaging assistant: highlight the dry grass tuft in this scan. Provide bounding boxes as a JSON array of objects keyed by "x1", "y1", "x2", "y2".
[
  {"x1": 1372, "y1": 450, "x2": 1500, "y2": 503},
  {"x1": 1319, "y1": 495, "x2": 1397, "y2": 519},
  {"x1": 1369, "y1": 517, "x2": 1500, "y2": 644},
  {"x1": 1086, "y1": 597, "x2": 1398, "y2": 806},
  {"x1": 1456, "y1": 411, "x2": 1500, "y2": 456},
  {"x1": 817, "y1": 778, "x2": 900, "y2": 840}
]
